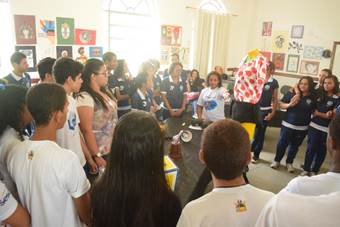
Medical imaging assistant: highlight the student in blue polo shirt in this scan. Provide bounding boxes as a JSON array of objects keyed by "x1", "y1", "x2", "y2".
[
  {"x1": 252, "y1": 62, "x2": 279, "y2": 162},
  {"x1": 160, "y1": 62, "x2": 187, "y2": 119},
  {"x1": 131, "y1": 72, "x2": 156, "y2": 113},
  {"x1": 109, "y1": 59, "x2": 133, "y2": 118},
  {"x1": 301, "y1": 75, "x2": 339, "y2": 176},
  {"x1": 271, "y1": 76, "x2": 316, "y2": 173},
  {"x1": 337, "y1": 105, "x2": 340, "y2": 114},
  {"x1": 4, "y1": 52, "x2": 31, "y2": 88}
]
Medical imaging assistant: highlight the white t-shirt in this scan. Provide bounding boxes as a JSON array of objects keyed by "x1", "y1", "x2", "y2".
[
  {"x1": 6, "y1": 140, "x2": 91, "y2": 227},
  {"x1": 57, "y1": 95, "x2": 86, "y2": 166},
  {"x1": 0, "y1": 180, "x2": 17, "y2": 223},
  {"x1": 255, "y1": 189, "x2": 340, "y2": 227},
  {"x1": 177, "y1": 184, "x2": 274, "y2": 227},
  {"x1": 197, "y1": 87, "x2": 227, "y2": 122},
  {"x1": 285, "y1": 172, "x2": 340, "y2": 196},
  {"x1": 0, "y1": 127, "x2": 22, "y2": 198}
]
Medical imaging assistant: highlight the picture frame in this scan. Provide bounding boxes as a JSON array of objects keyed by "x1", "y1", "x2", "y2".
[
  {"x1": 291, "y1": 25, "x2": 304, "y2": 39},
  {"x1": 15, "y1": 45, "x2": 37, "y2": 72},
  {"x1": 89, "y1": 46, "x2": 103, "y2": 58},
  {"x1": 14, "y1": 15, "x2": 37, "y2": 44},
  {"x1": 262, "y1": 22, "x2": 272, "y2": 36},
  {"x1": 56, "y1": 46, "x2": 73, "y2": 58},
  {"x1": 272, "y1": 53, "x2": 286, "y2": 71},
  {"x1": 300, "y1": 60, "x2": 319, "y2": 76},
  {"x1": 286, "y1": 54, "x2": 300, "y2": 73}
]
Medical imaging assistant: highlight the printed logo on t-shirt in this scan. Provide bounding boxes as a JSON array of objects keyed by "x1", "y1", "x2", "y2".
[
  {"x1": 142, "y1": 100, "x2": 147, "y2": 107},
  {"x1": 264, "y1": 84, "x2": 270, "y2": 90},
  {"x1": 170, "y1": 85, "x2": 174, "y2": 91},
  {"x1": 327, "y1": 101, "x2": 334, "y2": 107},
  {"x1": 306, "y1": 99, "x2": 312, "y2": 105},
  {"x1": 204, "y1": 100, "x2": 218, "y2": 111},
  {"x1": 0, "y1": 191, "x2": 11, "y2": 206},
  {"x1": 119, "y1": 85, "x2": 124, "y2": 91},
  {"x1": 180, "y1": 85, "x2": 184, "y2": 92},
  {"x1": 235, "y1": 200, "x2": 247, "y2": 212},
  {"x1": 68, "y1": 112, "x2": 77, "y2": 130}
]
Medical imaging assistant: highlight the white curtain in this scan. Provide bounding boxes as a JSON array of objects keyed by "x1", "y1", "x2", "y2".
[
  {"x1": 211, "y1": 14, "x2": 230, "y2": 71},
  {"x1": 194, "y1": 11, "x2": 213, "y2": 77},
  {"x1": 193, "y1": 11, "x2": 230, "y2": 77}
]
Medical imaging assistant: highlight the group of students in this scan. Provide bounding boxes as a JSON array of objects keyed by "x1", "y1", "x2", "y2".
[{"x1": 0, "y1": 50, "x2": 340, "y2": 227}]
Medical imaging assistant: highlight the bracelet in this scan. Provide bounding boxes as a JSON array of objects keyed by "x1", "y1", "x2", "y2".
[{"x1": 92, "y1": 152, "x2": 103, "y2": 159}]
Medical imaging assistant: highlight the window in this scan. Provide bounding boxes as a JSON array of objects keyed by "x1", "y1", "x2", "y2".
[
  {"x1": 199, "y1": 0, "x2": 226, "y2": 13},
  {"x1": 104, "y1": 0, "x2": 159, "y2": 75}
]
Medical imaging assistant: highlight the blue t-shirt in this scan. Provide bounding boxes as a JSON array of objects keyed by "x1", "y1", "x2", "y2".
[
  {"x1": 4, "y1": 72, "x2": 31, "y2": 88},
  {"x1": 111, "y1": 77, "x2": 132, "y2": 110},
  {"x1": 160, "y1": 77, "x2": 187, "y2": 109},
  {"x1": 281, "y1": 91, "x2": 316, "y2": 128},
  {"x1": 259, "y1": 77, "x2": 279, "y2": 110},
  {"x1": 311, "y1": 94, "x2": 340, "y2": 128},
  {"x1": 131, "y1": 89, "x2": 152, "y2": 112}
]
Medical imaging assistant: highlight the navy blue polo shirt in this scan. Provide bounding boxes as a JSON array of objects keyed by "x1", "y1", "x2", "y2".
[
  {"x1": 337, "y1": 105, "x2": 340, "y2": 114},
  {"x1": 153, "y1": 74, "x2": 162, "y2": 90},
  {"x1": 160, "y1": 76, "x2": 187, "y2": 109},
  {"x1": 4, "y1": 72, "x2": 31, "y2": 88},
  {"x1": 259, "y1": 77, "x2": 279, "y2": 111},
  {"x1": 189, "y1": 78, "x2": 205, "y2": 92},
  {"x1": 131, "y1": 89, "x2": 152, "y2": 112},
  {"x1": 112, "y1": 78, "x2": 132, "y2": 109},
  {"x1": 281, "y1": 91, "x2": 316, "y2": 129},
  {"x1": 311, "y1": 94, "x2": 339, "y2": 131}
]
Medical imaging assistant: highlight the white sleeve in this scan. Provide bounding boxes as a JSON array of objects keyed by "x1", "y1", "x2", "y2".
[
  {"x1": 176, "y1": 208, "x2": 192, "y2": 227},
  {"x1": 60, "y1": 152, "x2": 91, "y2": 198},
  {"x1": 255, "y1": 196, "x2": 278, "y2": 227},
  {"x1": 284, "y1": 177, "x2": 301, "y2": 194},
  {"x1": 0, "y1": 180, "x2": 18, "y2": 221},
  {"x1": 76, "y1": 93, "x2": 94, "y2": 108},
  {"x1": 197, "y1": 89, "x2": 205, "y2": 107}
]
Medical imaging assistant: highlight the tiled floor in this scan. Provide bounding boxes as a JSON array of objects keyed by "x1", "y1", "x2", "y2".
[{"x1": 167, "y1": 118, "x2": 330, "y2": 206}]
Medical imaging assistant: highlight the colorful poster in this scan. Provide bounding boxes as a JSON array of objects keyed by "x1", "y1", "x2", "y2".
[
  {"x1": 15, "y1": 46, "x2": 36, "y2": 72},
  {"x1": 56, "y1": 17, "x2": 74, "y2": 45},
  {"x1": 303, "y1": 46, "x2": 324, "y2": 60},
  {"x1": 272, "y1": 53, "x2": 285, "y2": 71},
  {"x1": 56, "y1": 46, "x2": 73, "y2": 58},
  {"x1": 14, "y1": 15, "x2": 37, "y2": 44},
  {"x1": 75, "y1": 29, "x2": 96, "y2": 45},
  {"x1": 286, "y1": 54, "x2": 300, "y2": 73},
  {"x1": 291, "y1": 25, "x2": 304, "y2": 39},
  {"x1": 272, "y1": 31, "x2": 289, "y2": 52},
  {"x1": 39, "y1": 19, "x2": 55, "y2": 44},
  {"x1": 300, "y1": 60, "x2": 319, "y2": 75},
  {"x1": 161, "y1": 25, "x2": 182, "y2": 46},
  {"x1": 260, "y1": 51, "x2": 271, "y2": 61},
  {"x1": 89, "y1": 46, "x2": 103, "y2": 58},
  {"x1": 262, "y1": 22, "x2": 272, "y2": 36}
]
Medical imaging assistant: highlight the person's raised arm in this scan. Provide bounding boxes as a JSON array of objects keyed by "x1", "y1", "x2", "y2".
[{"x1": 3, "y1": 204, "x2": 30, "y2": 227}]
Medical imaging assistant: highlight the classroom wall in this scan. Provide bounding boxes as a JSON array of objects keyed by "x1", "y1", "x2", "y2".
[{"x1": 227, "y1": 0, "x2": 340, "y2": 87}]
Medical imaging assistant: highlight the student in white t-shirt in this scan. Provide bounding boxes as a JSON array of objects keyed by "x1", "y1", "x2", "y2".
[
  {"x1": 0, "y1": 85, "x2": 32, "y2": 196},
  {"x1": 0, "y1": 180, "x2": 30, "y2": 227},
  {"x1": 197, "y1": 71, "x2": 229, "y2": 122},
  {"x1": 255, "y1": 190, "x2": 340, "y2": 227},
  {"x1": 284, "y1": 114, "x2": 340, "y2": 196},
  {"x1": 6, "y1": 83, "x2": 91, "y2": 227},
  {"x1": 53, "y1": 57, "x2": 97, "y2": 172},
  {"x1": 177, "y1": 119, "x2": 274, "y2": 227}
]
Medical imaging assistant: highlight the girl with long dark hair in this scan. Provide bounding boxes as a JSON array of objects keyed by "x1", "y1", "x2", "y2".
[
  {"x1": 91, "y1": 111, "x2": 181, "y2": 227},
  {"x1": 76, "y1": 58, "x2": 118, "y2": 170}
]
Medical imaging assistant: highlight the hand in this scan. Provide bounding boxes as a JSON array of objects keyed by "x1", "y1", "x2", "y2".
[
  {"x1": 289, "y1": 95, "x2": 300, "y2": 107},
  {"x1": 150, "y1": 105, "x2": 158, "y2": 113},
  {"x1": 94, "y1": 156, "x2": 107, "y2": 168},
  {"x1": 176, "y1": 108, "x2": 185, "y2": 116},
  {"x1": 169, "y1": 109, "x2": 177, "y2": 117},
  {"x1": 264, "y1": 113, "x2": 274, "y2": 121},
  {"x1": 326, "y1": 111, "x2": 333, "y2": 119},
  {"x1": 88, "y1": 158, "x2": 98, "y2": 173}
]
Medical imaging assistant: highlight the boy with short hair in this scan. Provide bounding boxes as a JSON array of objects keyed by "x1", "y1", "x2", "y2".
[
  {"x1": 7, "y1": 83, "x2": 91, "y2": 227},
  {"x1": 4, "y1": 52, "x2": 31, "y2": 88},
  {"x1": 37, "y1": 57, "x2": 56, "y2": 83},
  {"x1": 177, "y1": 119, "x2": 274, "y2": 227},
  {"x1": 53, "y1": 57, "x2": 97, "y2": 172}
]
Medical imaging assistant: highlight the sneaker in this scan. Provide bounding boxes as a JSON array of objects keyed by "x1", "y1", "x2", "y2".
[
  {"x1": 270, "y1": 161, "x2": 280, "y2": 169},
  {"x1": 251, "y1": 157, "x2": 259, "y2": 164},
  {"x1": 192, "y1": 114, "x2": 198, "y2": 119},
  {"x1": 300, "y1": 171, "x2": 310, "y2": 176},
  {"x1": 287, "y1": 164, "x2": 295, "y2": 173}
]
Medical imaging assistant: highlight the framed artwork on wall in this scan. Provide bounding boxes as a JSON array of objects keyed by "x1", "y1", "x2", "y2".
[
  {"x1": 300, "y1": 60, "x2": 319, "y2": 75},
  {"x1": 272, "y1": 53, "x2": 286, "y2": 71},
  {"x1": 15, "y1": 45, "x2": 37, "y2": 72},
  {"x1": 56, "y1": 17, "x2": 74, "y2": 45},
  {"x1": 291, "y1": 25, "x2": 304, "y2": 39},
  {"x1": 56, "y1": 46, "x2": 73, "y2": 58},
  {"x1": 262, "y1": 22, "x2": 272, "y2": 36},
  {"x1": 286, "y1": 54, "x2": 300, "y2": 73},
  {"x1": 14, "y1": 15, "x2": 37, "y2": 44}
]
